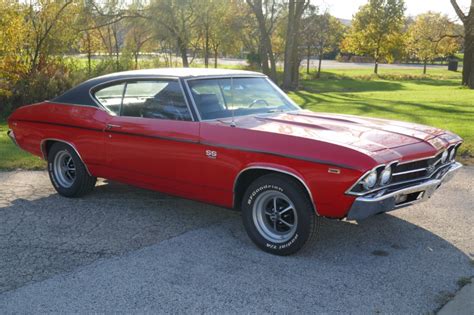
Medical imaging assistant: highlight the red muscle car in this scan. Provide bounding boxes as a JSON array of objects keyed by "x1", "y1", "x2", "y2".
[{"x1": 7, "y1": 68, "x2": 463, "y2": 255}]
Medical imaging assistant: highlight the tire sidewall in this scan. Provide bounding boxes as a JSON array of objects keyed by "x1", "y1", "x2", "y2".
[{"x1": 242, "y1": 176, "x2": 314, "y2": 255}]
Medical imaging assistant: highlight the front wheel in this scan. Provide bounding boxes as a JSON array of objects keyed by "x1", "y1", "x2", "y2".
[
  {"x1": 47, "y1": 142, "x2": 96, "y2": 197},
  {"x1": 242, "y1": 174, "x2": 319, "y2": 255}
]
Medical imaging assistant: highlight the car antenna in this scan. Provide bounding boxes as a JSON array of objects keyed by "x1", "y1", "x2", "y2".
[{"x1": 230, "y1": 76, "x2": 236, "y2": 127}]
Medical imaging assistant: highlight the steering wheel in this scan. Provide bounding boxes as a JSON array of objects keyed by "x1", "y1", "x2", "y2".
[{"x1": 248, "y1": 99, "x2": 270, "y2": 108}]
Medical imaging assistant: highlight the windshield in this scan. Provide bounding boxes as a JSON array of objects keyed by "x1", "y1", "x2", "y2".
[{"x1": 187, "y1": 77, "x2": 299, "y2": 120}]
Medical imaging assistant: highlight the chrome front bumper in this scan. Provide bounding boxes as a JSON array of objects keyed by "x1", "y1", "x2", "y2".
[
  {"x1": 7, "y1": 129, "x2": 18, "y2": 147},
  {"x1": 346, "y1": 162, "x2": 462, "y2": 220}
]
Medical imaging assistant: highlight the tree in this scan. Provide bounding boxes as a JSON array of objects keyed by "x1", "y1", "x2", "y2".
[
  {"x1": 208, "y1": 1, "x2": 246, "y2": 68},
  {"x1": 246, "y1": 0, "x2": 281, "y2": 81},
  {"x1": 124, "y1": 17, "x2": 154, "y2": 69},
  {"x1": 407, "y1": 12, "x2": 461, "y2": 74},
  {"x1": 301, "y1": 10, "x2": 345, "y2": 77},
  {"x1": 282, "y1": 0, "x2": 309, "y2": 89},
  {"x1": 0, "y1": 0, "x2": 28, "y2": 97},
  {"x1": 149, "y1": 0, "x2": 197, "y2": 67},
  {"x1": 79, "y1": 29, "x2": 104, "y2": 74},
  {"x1": 451, "y1": 0, "x2": 474, "y2": 88},
  {"x1": 341, "y1": 0, "x2": 406, "y2": 74},
  {"x1": 24, "y1": 0, "x2": 79, "y2": 73},
  {"x1": 77, "y1": 2, "x2": 105, "y2": 75}
]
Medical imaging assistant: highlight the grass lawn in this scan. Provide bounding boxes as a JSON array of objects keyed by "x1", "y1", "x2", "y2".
[
  {"x1": 289, "y1": 69, "x2": 473, "y2": 164},
  {"x1": 0, "y1": 122, "x2": 45, "y2": 170},
  {"x1": 0, "y1": 68, "x2": 472, "y2": 170}
]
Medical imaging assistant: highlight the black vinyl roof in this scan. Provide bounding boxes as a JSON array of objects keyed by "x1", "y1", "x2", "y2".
[{"x1": 51, "y1": 68, "x2": 264, "y2": 107}]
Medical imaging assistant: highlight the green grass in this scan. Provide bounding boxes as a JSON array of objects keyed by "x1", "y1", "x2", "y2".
[
  {"x1": 0, "y1": 122, "x2": 45, "y2": 170},
  {"x1": 1, "y1": 68, "x2": 472, "y2": 170},
  {"x1": 289, "y1": 69, "x2": 473, "y2": 162}
]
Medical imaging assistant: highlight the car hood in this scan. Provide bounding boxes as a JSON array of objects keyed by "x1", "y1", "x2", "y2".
[{"x1": 215, "y1": 111, "x2": 460, "y2": 162}]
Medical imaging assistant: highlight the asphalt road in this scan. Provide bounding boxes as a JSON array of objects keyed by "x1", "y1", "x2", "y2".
[
  {"x1": 204, "y1": 58, "x2": 450, "y2": 70},
  {"x1": 137, "y1": 55, "x2": 450, "y2": 70},
  {"x1": 0, "y1": 169, "x2": 472, "y2": 313}
]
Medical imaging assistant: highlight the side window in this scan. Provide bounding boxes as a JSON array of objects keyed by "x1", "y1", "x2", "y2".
[
  {"x1": 94, "y1": 83, "x2": 125, "y2": 115},
  {"x1": 122, "y1": 80, "x2": 192, "y2": 121}
]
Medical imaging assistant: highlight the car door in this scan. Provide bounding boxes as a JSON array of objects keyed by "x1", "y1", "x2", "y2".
[{"x1": 94, "y1": 78, "x2": 204, "y2": 197}]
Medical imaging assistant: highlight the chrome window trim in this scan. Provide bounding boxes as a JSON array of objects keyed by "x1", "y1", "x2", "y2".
[
  {"x1": 183, "y1": 77, "x2": 203, "y2": 121},
  {"x1": 44, "y1": 100, "x2": 102, "y2": 109},
  {"x1": 88, "y1": 76, "x2": 196, "y2": 121},
  {"x1": 40, "y1": 138, "x2": 92, "y2": 176},
  {"x1": 233, "y1": 166, "x2": 319, "y2": 216},
  {"x1": 183, "y1": 75, "x2": 300, "y2": 122}
]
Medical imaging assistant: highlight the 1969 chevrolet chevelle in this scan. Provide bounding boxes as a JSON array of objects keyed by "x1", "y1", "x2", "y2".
[{"x1": 7, "y1": 68, "x2": 463, "y2": 255}]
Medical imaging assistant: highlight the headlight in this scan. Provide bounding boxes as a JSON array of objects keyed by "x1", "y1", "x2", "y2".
[
  {"x1": 380, "y1": 167, "x2": 392, "y2": 185},
  {"x1": 449, "y1": 148, "x2": 456, "y2": 161},
  {"x1": 362, "y1": 171, "x2": 377, "y2": 190},
  {"x1": 441, "y1": 150, "x2": 448, "y2": 163}
]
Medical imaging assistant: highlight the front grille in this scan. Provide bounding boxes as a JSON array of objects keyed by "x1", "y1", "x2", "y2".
[
  {"x1": 347, "y1": 142, "x2": 461, "y2": 196},
  {"x1": 392, "y1": 170, "x2": 428, "y2": 183},
  {"x1": 394, "y1": 159, "x2": 430, "y2": 173},
  {"x1": 391, "y1": 149, "x2": 453, "y2": 184}
]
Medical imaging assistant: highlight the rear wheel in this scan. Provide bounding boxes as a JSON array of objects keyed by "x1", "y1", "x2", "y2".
[
  {"x1": 242, "y1": 174, "x2": 319, "y2": 255},
  {"x1": 47, "y1": 142, "x2": 96, "y2": 197}
]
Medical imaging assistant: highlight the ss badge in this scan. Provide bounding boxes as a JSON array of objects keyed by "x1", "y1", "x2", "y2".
[{"x1": 206, "y1": 150, "x2": 217, "y2": 159}]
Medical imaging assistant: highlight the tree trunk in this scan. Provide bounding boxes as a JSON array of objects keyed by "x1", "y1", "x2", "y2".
[
  {"x1": 450, "y1": 0, "x2": 473, "y2": 88},
  {"x1": 112, "y1": 27, "x2": 120, "y2": 71},
  {"x1": 282, "y1": 1, "x2": 295, "y2": 89},
  {"x1": 374, "y1": 60, "x2": 379, "y2": 74},
  {"x1": 86, "y1": 32, "x2": 92, "y2": 75},
  {"x1": 135, "y1": 52, "x2": 139, "y2": 69},
  {"x1": 423, "y1": 60, "x2": 427, "y2": 75},
  {"x1": 282, "y1": 0, "x2": 307, "y2": 90},
  {"x1": 462, "y1": 30, "x2": 473, "y2": 88},
  {"x1": 247, "y1": 0, "x2": 276, "y2": 81},
  {"x1": 87, "y1": 50, "x2": 92, "y2": 75},
  {"x1": 317, "y1": 51, "x2": 323, "y2": 78},
  {"x1": 177, "y1": 37, "x2": 189, "y2": 67},
  {"x1": 204, "y1": 25, "x2": 209, "y2": 68},
  {"x1": 214, "y1": 48, "x2": 218, "y2": 68},
  {"x1": 268, "y1": 47, "x2": 277, "y2": 81},
  {"x1": 306, "y1": 45, "x2": 310, "y2": 74},
  {"x1": 259, "y1": 43, "x2": 270, "y2": 75}
]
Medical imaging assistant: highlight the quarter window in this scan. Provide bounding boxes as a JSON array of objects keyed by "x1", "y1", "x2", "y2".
[
  {"x1": 94, "y1": 80, "x2": 191, "y2": 121},
  {"x1": 94, "y1": 83, "x2": 125, "y2": 115}
]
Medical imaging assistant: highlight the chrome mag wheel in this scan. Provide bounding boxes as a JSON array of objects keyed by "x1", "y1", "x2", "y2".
[
  {"x1": 252, "y1": 190, "x2": 298, "y2": 243},
  {"x1": 53, "y1": 150, "x2": 76, "y2": 188}
]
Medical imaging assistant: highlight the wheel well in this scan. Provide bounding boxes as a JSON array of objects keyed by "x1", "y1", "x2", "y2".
[
  {"x1": 40, "y1": 139, "x2": 92, "y2": 176},
  {"x1": 233, "y1": 168, "x2": 314, "y2": 212},
  {"x1": 41, "y1": 140, "x2": 56, "y2": 159}
]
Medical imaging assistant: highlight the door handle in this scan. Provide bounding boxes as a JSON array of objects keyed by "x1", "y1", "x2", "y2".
[{"x1": 106, "y1": 124, "x2": 121, "y2": 130}]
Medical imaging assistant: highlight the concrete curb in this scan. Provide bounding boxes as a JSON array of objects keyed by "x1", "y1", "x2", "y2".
[{"x1": 438, "y1": 282, "x2": 474, "y2": 315}]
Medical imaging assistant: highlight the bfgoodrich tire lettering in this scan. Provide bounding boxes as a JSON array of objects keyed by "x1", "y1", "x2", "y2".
[
  {"x1": 47, "y1": 142, "x2": 96, "y2": 198},
  {"x1": 242, "y1": 174, "x2": 319, "y2": 255}
]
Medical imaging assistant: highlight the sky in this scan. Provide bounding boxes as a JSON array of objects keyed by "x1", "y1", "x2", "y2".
[{"x1": 319, "y1": 0, "x2": 472, "y2": 21}]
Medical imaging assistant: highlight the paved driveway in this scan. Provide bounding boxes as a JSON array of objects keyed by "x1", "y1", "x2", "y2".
[{"x1": 0, "y1": 169, "x2": 472, "y2": 313}]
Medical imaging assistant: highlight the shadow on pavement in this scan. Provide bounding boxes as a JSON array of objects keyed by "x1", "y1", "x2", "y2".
[{"x1": 0, "y1": 179, "x2": 472, "y2": 313}]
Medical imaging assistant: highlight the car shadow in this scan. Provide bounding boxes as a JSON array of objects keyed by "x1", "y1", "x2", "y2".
[{"x1": 1, "y1": 179, "x2": 472, "y2": 312}]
